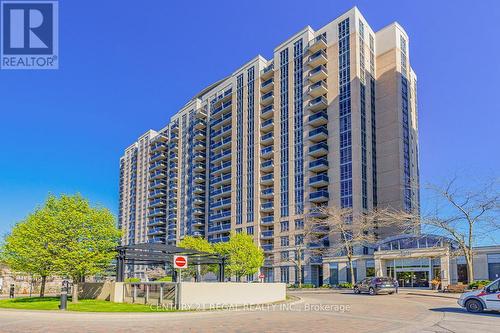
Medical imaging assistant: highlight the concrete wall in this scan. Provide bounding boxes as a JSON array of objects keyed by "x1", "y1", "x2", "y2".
[
  {"x1": 78, "y1": 282, "x2": 112, "y2": 300},
  {"x1": 177, "y1": 282, "x2": 286, "y2": 307}
]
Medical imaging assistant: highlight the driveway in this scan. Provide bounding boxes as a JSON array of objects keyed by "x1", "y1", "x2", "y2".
[{"x1": 0, "y1": 291, "x2": 497, "y2": 332}]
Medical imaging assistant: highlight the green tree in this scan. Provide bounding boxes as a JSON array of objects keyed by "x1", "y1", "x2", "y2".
[
  {"x1": 215, "y1": 233, "x2": 264, "y2": 281},
  {"x1": 178, "y1": 236, "x2": 216, "y2": 280},
  {"x1": 45, "y1": 195, "x2": 120, "y2": 302},
  {"x1": 0, "y1": 209, "x2": 57, "y2": 296}
]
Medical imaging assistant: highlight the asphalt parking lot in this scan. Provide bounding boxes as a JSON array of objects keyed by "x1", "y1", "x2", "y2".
[{"x1": 0, "y1": 290, "x2": 498, "y2": 332}]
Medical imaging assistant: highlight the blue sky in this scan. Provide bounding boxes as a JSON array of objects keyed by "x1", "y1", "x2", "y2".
[{"x1": 0, "y1": 0, "x2": 499, "y2": 243}]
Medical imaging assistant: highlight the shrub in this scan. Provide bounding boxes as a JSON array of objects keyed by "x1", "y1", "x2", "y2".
[
  {"x1": 156, "y1": 276, "x2": 173, "y2": 282},
  {"x1": 124, "y1": 277, "x2": 141, "y2": 283},
  {"x1": 338, "y1": 282, "x2": 353, "y2": 289},
  {"x1": 468, "y1": 280, "x2": 491, "y2": 289},
  {"x1": 300, "y1": 283, "x2": 315, "y2": 288},
  {"x1": 320, "y1": 284, "x2": 331, "y2": 289}
]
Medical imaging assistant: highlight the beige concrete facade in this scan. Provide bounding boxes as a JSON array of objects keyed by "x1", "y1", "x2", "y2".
[{"x1": 118, "y1": 7, "x2": 421, "y2": 283}]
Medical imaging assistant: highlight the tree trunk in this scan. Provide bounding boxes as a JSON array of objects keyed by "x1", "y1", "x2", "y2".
[
  {"x1": 348, "y1": 256, "x2": 356, "y2": 285},
  {"x1": 298, "y1": 252, "x2": 302, "y2": 288},
  {"x1": 72, "y1": 282, "x2": 79, "y2": 303},
  {"x1": 466, "y1": 249, "x2": 474, "y2": 284},
  {"x1": 39, "y1": 275, "x2": 46, "y2": 297}
]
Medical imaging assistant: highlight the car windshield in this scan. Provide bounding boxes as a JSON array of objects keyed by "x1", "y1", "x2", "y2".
[{"x1": 374, "y1": 278, "x2": 392, "y2": 283}]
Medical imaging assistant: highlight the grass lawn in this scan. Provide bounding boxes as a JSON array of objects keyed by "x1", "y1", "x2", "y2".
[{"x1": 0, "y1": 297, "x2": 178, "y2": 312}]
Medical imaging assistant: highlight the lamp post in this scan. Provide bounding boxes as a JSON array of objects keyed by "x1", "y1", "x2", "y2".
[{"x1": 59, "y1": 280, "x2": 69, "y2": 310}]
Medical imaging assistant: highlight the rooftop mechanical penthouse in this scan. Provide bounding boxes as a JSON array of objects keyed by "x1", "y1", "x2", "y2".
[{"x1": 118, "y1": 7, "x2": 420, "y2": 284}]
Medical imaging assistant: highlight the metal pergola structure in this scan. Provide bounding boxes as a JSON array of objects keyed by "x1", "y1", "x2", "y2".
[{"x1": 116, "y1": 243, "x2": 226, "y2": 282}]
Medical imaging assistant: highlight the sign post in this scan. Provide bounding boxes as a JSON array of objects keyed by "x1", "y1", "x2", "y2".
[{"x1": 173, "y1": 255, "x2": 188, "y2": 282}]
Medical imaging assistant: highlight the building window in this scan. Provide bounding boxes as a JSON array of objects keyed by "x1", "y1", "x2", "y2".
[
  {"x1": 247, "y1": 67, "x2": 255, "y2": 222},
  {"x1": 280, "y1": 266, "x2": 290, "y2": 283},
  {"x1": 236, "y1": 228, "x2": 242, "y2": 234},
  {"x1": 280, "y1": 251, "x2": 289, "y2": 261},
  {"x1": 246, "y1": 226, "x2": 254, "y2": 235},
  {"x1": 329, "y1": 263, "x2": 339, "y2": 285},
  {"x1": 280, "y1": 236, "x2": 289, "y2": 247},
  {"x1": 236, "y1": 74, "x2": 244, "y2": 224},
  {"x1": 365, "y1": 260, "x2": 375, "y2": 277},
  {"x1": 280, "y1": 221, "x2": 289, "y2": 232},
  {"x1": 295, "y1": 234, "x2": 303, "y2": 245},
  {"x1": 295, "y1": 219, "x2": 304, "y2": 230}
]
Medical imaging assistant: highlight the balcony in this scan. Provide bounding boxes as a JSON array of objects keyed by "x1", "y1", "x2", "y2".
[
  {"x1": 260, "y1": 159, "x2": 274, "y2": 172},
  {"x1": 211, "y1": 101, "x2": 232, "y2": 118},
  {"x1": 193, "y1": 196, "x2": 205, "y2": 206},
  {"x1": 309, "y1": 174, "x2": 329, "y2": 187},
  {"x1": 308, "y1": 95, "x2": 328, "y2": 112},
  {"x1": 211, "y1": 112, "x2": 232, "y2": 130},
  {"x1": 260, "y1": 173, "x2": 274, "y2": 185},
  {"x1": 193, "y1": 142, "x2": 206, "y2": 152},
  {"x1": 260, "y1": 104, "x2": 274, "y2": 119},
  {"x1": 193, "y1": 207, "x2": 204, "y2": 216},
  {"x1": 148, "y1": 217, "x2": 166, "y2": 226},
  {"x1": 193, "y1": 185, "x2": 205, "y2": 194},
  {"x1": 148, "y1": 227, "x2": 166, "y2": 236},
  {"x1": 308, "y1": 142, "x2": 329, "y2": 157},
  {"x1": 211, "y1": 198, "x2": 231, "y2": 209},
  {"x1": 193, "y1": 130, "x2": 206, "y2": 140},
  {"x1": 150, "y1": 180, "x2": 167, "y2": 190},
  {"x1": 308, "y1": 80, "x2": 328, "y2": 98},
  {"x1": 150, "y1": 142, "x2": 167, "y2": 152},
  {"x1": 262, "y1": 244, "x2": 274, "y2": 252},
  {"x1": 193, "y1": 163, "x2": 205, "y2": 172},
  {"x1": 261, "y1": 230, "x2": 274, "y2": 239},
  {"x1": 261, "y1": 215, "x2": 274, "y2": 225},
  {"x1": 211, "y1": 160, "x2": 231, "y2": 176},
  {"x1": 210, "y1": 185, "x2": 231, "y2": 199},
  {"x1": 261, "y1": 118, "x2": 274, "y2": 132},
  {"x1": 260, "y1": 63, "x2": 274, "y2": 80},
  {"x1": 150, "y1": 152, "x2": 166, "y2": 163},
  {"x1": 149, "y1": 188, "x2": 167, "y2": 199},
  {"x1": 308, "y1": 34, "x2": 327, "y2": 53},
  {"x1": 211, "y1": 172, "x2": 231, "y2": 185},
  {"x1": 260, "y1": 132, "x2": 274, "y2": 145},
  {"x1": 193, "y1": 118, "x2": 206, "y2": 130},
  {"x1": 194, "y1": 174, "x2": 206, "y2": 184},
  {"x1": 208, "y1": 223, "x2": 231, "y2": 233},
  {"x1": 149, "y1": 162, "x2": 166, "y2": 172},
  {"x1": 149, "y1": 198, "x2": 166, "y2": 208},
  {"x1": 309, "y1": 158, "x2": 329, "y2": 172},
  {"x1": 308, "y1": 126, "x2": 328, "y2": 142},
  {"x1": 171, "y1": 122, "x2": 179, "y2": 133},
  {"x1": 209, "y1": 210, "x2": 231, "y2": 222},
  {"x1": 261, "y1": 188, "x2": 274, "y2": 199},
  {"x1": 261, "y1": 146, "x2": 274, "y2": 158},
  {"x1": 211, "y1": 149, "x2": 231, "y2": 163},
  {"x1": 170, "y1": 133, "x2": 179, "y2": 142},
  {"x1": 210, "y1": 236, "x2": 230, "y2": 243},
  {"x1": 309, "y1": 190, "x2": 330, "y2": 203},
  {"x1": 308, "y1": 111, "x2": 328, "y2": 126},
  {"x1": 260, "y1": 91, "x2": 274, "y2": 106},
  {"x1": 308, "y1": 65, "x2": 328, "y2": 83},
  {"x1": 151, "y1": 170, "x2": 167, "y2": 180},
  {"x1": 211, "y1": 124, "x2": 232, "y2": 139},
  {"x1": 193, "y1": 152, "x2": 206, "y2": 162},
  {"x1": 261, "y1": 78, "x2": 274, "y2": 93},
  {"x1": 148, "y1": 209, "x2": 166, "y2": 218},
  {"x1": 210, "y1": 136, "x2": 232, "y2": 151},
  {"x1": 307, "y1": 50, "x2": 327, "y2": 68},
  {"x1": 191, "y1": 219, "x2": 205, "y2": 227}
]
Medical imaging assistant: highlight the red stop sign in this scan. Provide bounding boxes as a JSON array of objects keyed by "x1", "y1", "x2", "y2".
[{"x1": 174, "y1": 255, "x2": 187, "y2": 269}]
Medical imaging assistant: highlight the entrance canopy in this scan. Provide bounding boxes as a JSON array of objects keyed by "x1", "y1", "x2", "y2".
[{"x1": 115, "y1": 243, "x2": 225, "y2": 282}]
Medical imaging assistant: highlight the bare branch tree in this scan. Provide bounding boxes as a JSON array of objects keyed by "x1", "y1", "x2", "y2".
[{"x1": 420, "y1": 176, "x2": 499, "y2": 283}]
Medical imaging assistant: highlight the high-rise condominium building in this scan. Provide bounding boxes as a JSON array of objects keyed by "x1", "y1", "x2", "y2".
[{"x1": 118, "y1": 7, "x2": 420, "y2": 283}]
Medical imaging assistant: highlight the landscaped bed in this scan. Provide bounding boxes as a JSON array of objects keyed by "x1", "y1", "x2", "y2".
[{"x1": 0, "y1": 297, "x2": 177, "y2": 312}]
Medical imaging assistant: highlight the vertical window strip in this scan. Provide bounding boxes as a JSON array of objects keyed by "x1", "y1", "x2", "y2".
[
  {"x1": 236, "y1": 74, "x2": 244, "y2": 224},
  {"x1": 400, "y1": 36, "x2": 411, "y2": 211},
  {"x1": 293, "y1": 39, "x2": 304, "y2": 214},
  {"x1": 338, "y1": 18, "x2": 352, "y2": 208},
  {"x1": 247, "y1": 67, "x2": 255, "y2": 222},
  {"x1": 359, "y1": 20, "x2": 368, "y2": 210},
  {"x1": 280, "y1": 48, "x2": 290, "y2": 217}
]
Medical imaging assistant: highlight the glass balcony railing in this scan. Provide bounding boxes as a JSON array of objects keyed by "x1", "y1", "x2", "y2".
[
  {"x1": 261, "y1": 230, "x2": 274, "y2": 238},
  {"x1": 261, "y1": 216, "x2": 274, "y2": 224},
  {"x1": 261, "y1": 173, "x2": 274, "y2": 182},
  {"x1": 261, "y1": 146, "x2": 273, "y2": 156},
  {"x1": 309, "y1": 158, "x2": 329, "y2": 170}
]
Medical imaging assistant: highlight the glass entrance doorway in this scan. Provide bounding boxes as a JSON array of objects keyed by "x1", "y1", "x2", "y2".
[{"x1": 397, "y1": 271, "x2": 429, "y2": 288}]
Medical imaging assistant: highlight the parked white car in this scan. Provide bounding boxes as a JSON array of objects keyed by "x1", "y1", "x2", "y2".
[{"x1": 457, "y1": 278, "x2": 500, "y2": 313}]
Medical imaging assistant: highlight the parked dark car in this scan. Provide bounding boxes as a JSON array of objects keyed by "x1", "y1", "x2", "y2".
[{"x1": 354, "y1": 277, "x2": 397, "y2": 295}]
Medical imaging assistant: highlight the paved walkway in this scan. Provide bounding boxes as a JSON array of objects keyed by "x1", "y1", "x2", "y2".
[{"x1": 0, "y1": 291, "x2": 497, "y2": 332}]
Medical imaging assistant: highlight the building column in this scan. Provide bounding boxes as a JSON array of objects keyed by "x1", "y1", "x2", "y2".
[
  {"x1": 440, "y1": 253, "x2": 451, "y2": 290},
  {"x1": 303, "y1": 264, "x2": 313, "y2": 284},
  {"x1": 357, "y1": 260, "x2": 367, "y2": 280},
  {"x1": 374, "y1": 258, "x2": 385, "y2": 277},
  {"x1": 338, "y1": 262, "x2": 348, "y2": 283},
  {"x1": 322, "y1": 263, "x2": 331, "y2": 285}
]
